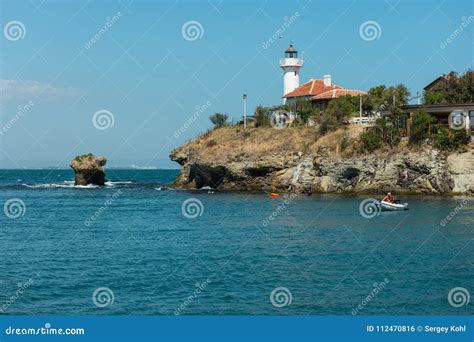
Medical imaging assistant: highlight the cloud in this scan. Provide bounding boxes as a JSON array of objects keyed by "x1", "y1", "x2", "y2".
[{"x1": 0, "y1": 79, "x2": 85, "y2": 101}]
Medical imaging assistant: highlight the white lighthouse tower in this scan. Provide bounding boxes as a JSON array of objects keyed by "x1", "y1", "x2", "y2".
[{"x1": 280, "y1": 44, "x2": 304, "y2": 103}]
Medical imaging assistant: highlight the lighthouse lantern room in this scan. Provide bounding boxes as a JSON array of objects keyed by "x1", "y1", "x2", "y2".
[{"x1": 280, "y1": 44, "x2": 304, "y2": 103}]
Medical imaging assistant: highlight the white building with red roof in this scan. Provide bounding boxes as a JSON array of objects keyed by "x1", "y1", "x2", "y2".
[{"x1": 280, "y1": 44, "x2": 366, "y2": 110}]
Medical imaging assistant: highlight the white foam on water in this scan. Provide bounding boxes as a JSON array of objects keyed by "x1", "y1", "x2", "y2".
[
  {"x1": 22, "y1": 180, "x2": 134, "y2": 189},
  {"x1": 105, "y1": 181, "x2": 133, "y2": 186},
  {"x1": 22, "y1": 183, "x2": 98, "y2": 189}
]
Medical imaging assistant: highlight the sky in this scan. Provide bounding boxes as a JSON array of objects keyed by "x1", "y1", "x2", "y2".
[{"x1": 0, "y1": 0, "x2": 473, "y2": 168}]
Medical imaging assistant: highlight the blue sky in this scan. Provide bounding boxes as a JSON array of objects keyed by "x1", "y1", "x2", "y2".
[{"x1": 1, "y1": 0, "x2": 472, "y2": 168}]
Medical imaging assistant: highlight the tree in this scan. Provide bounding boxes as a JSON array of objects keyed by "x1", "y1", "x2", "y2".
[
  {"x1": 424, "y1": 70, "x2": 473, "y2": 104},
  {"x1": 358, "y1": 114, "x2": 402, "y2": 152},
  {"x1": 374, "y1": 115, "x2": 401, "y2": 148},
  {"x1": 209, "y1": 113, "x2": 228, "y2": 128},
  {"x1": 319, "y1": 111, "x2": 337, "y2": 135},
  {"x1": 317, "y1": 96, "x2": 359, "y2": 135},
  {"x1": 423, "y1": 91, "x2": 447, "y2": 105},
  {"x1": 288, "y1": 99, "x2": 316, "y2": 124},
  {"x1": 410, "y1": 109, "x2": 437, "y2": 143},
  {"x1": 254, "y1": 106, "x2": 271, "y2": 127},
  {"x1": 325, "y1": 95, "x2": 359, "y2": 122},
  {"x1": 363, "y1": 84, "x2": 410, "y2": 113}
]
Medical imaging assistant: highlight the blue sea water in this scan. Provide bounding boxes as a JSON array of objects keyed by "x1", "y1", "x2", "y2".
[{"x1": 0, "y1": 169, "x2": 472, "y2": 315}]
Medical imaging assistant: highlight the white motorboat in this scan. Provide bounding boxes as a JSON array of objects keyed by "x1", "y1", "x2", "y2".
[{"x1": 377, "y1": 200, "x2": 409, "y2": 211}]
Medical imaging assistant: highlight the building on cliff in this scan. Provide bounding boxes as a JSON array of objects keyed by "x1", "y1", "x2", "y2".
[
  {"x1": 280, "y1": 44, "x2": 366, "y2": 109},
  {"x1": 396, "y1": 73, "x2": 474, "y2": 138},
  {"x1": 400, "y1": 103, "x2": 474, "y2": 138}
]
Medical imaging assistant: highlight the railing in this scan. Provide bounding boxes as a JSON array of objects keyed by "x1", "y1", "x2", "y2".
[
  {"x1": 348, "y1": 117, "x2": 376, "y2": 125},
  {"x1": 279, "y1": 58, "x2": 304, "y2": 67}
]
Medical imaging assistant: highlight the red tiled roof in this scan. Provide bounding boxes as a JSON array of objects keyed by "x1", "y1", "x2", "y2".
[
  {"x1": 283, "y1": 79, "x2": 342, "y2": 98},
  {"x1": 310, "y1": 89, "x2": 367, "y2": 100}
]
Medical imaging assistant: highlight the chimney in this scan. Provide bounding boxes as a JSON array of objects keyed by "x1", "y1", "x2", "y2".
[{"x1": 323, "y1": 74, "x2": 331, "y2": 87}]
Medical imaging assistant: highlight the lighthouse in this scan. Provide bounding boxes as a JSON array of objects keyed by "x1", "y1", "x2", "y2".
[{"x1": 280, "y1": 44, "x2": 304, "y2": 103}]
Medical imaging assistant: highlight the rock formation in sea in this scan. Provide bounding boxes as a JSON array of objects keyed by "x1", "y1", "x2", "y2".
[
  {"x1": 70, "y1": 154, "x2": 107, "y2": 186},
  {"x1": 170, "y1": 127, "x2": 474, "y2": 195}
]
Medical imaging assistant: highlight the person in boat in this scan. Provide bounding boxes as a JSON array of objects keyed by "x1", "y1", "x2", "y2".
[{"x1": 382, "y1": 192, "x2": 394, "y2": 203}]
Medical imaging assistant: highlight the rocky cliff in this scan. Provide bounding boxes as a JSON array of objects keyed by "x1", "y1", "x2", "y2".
[{"x1": 170, "y1": 127, "x2": 474, "y2": 195}]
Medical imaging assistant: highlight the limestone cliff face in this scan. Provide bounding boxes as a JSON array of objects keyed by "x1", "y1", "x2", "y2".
[
  {"x1": 448, "y1": 151, "x2": 474, "y2": 194},
  {"x1": 170, "y1": 128, "x2": 473, "y2": 195}
]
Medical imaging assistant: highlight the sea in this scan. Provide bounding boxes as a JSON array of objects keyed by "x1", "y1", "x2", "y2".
[{"x1": 0, "y1": 169, "x2": 472, "y2": 315}]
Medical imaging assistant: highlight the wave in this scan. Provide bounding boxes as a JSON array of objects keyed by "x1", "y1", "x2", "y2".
[
  {"x1": 22, "y1": 183, "x2": 98, "y2": 189},
  {"x1": 21, "y1": 180, "x2": 134, "y2": 189},
  {"x1": 154, "y1": 186, "x2": 183, "y2": 191},
  {"x1": 105, "y1": 181, "x2": 133, "y2": 186}
]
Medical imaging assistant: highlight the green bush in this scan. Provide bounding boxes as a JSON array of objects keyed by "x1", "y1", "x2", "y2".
[
  {"x1": 254, "y1": 106, "x2": 271, "y2": 127},
  {"x1": 318, "y1": 112, "x2": 337, "y2": 135},
  {"x1": 360, "y1": 129, "x2": 383, "y2": 152},
  {"x1": 374, "y1": 116, "x2": 401, "y2": 148},
  {"x1": 434, "y1": 126, "x2": 471, "y2": 150},
  {"x1": 410, "y1": 109, "x2": 437, "y2": 143},
  {"x1": 325, "y1": 95, "x2": 359, "y2": 123},
  {"x1": 340, "y1": 126, "x2": 349, "y2": 151},
  {"x1": 209, "y1": 113, "x2": 228, "y2": 128}
]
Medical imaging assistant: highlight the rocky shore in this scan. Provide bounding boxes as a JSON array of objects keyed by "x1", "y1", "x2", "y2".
[{"x1": 170, "y1": 127, "x2": 474, "y2": 195}]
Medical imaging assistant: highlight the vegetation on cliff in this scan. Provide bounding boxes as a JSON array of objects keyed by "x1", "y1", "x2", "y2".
[
  {"x1": 424, "y1": 70, "x2": 473, "y2": 104},
  {"x1": 206, "y1": 79, "x2": 470, "y2": 156}
]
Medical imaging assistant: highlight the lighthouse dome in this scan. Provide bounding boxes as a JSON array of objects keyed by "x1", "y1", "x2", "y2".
[
  {"x1": 285, "y1": 44, "x2": 297, "y2": 53},
  {"x1": 284, "y1": 44, "x2": 298, "y2": 58}
]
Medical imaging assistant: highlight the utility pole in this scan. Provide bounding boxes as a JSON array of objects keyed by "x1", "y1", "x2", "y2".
[{"x1": 243, "y1": 94, "x2": 247, "y2": 129}]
